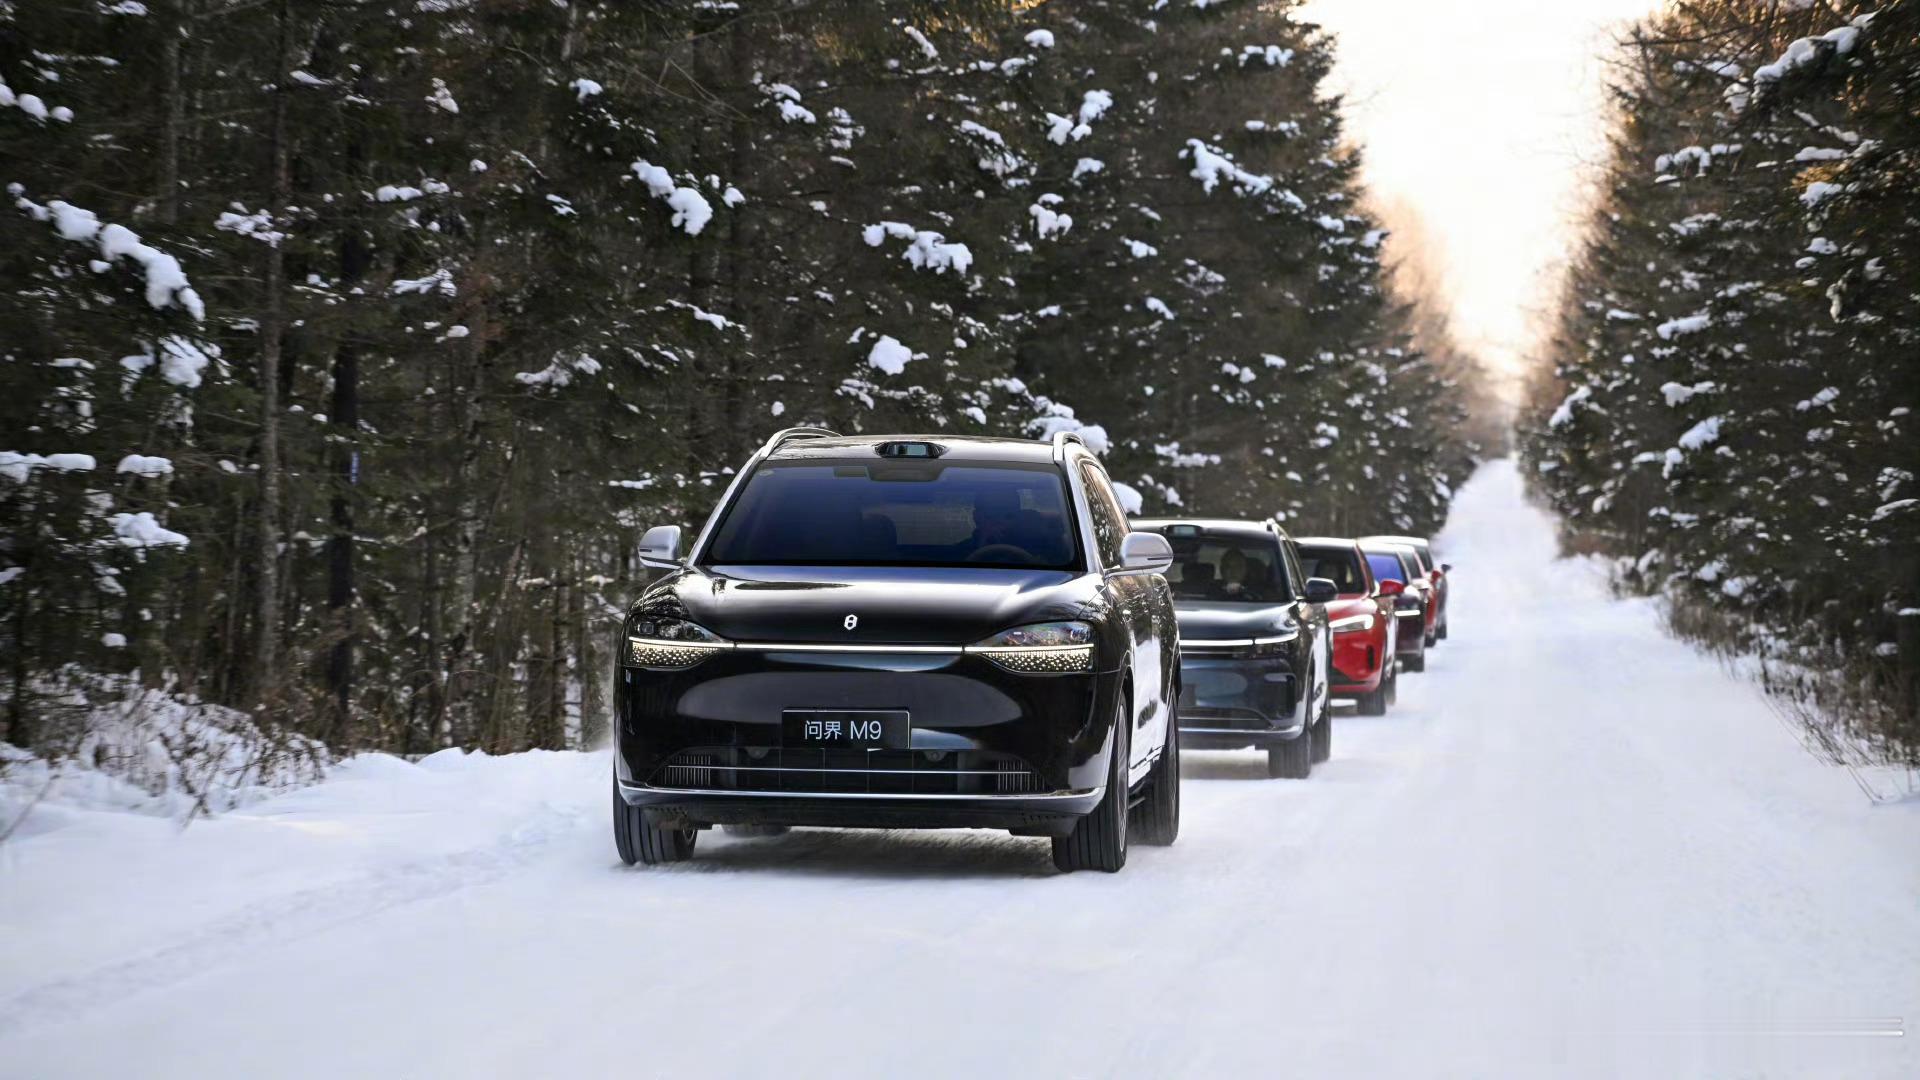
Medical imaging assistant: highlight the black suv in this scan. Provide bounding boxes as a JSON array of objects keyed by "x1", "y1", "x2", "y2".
[
  {"x1": 614, "y1": 429, "x2": 1182, "y2": 873},
  {"x1": 1130, "y1": 518, "x2": 1337, "y2": 779}
]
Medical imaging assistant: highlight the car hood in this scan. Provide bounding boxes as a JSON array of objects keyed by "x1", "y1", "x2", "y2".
[
  {"x1": 639, "y1": 565, "x2": 1095, "y2": 645},
  {"x1": 1172, "y1": 601, "x2": 1299, "y2": 641}
]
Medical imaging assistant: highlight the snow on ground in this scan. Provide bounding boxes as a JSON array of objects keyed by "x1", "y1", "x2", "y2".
[{"x1": 2, "y1": 460, "x2": 1916, "y2": 1078}]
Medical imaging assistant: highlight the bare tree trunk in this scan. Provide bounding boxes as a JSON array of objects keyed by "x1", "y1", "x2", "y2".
[
  {"x1": 571, "y1": 553, "x2": 600, "y2": 748},
  {"x1": 158, "y1": 0, "x2": 190, "y2": 224},
  {"x1": 420, "y1": 526, "x2": 445, "y2": 753},
  {"x1": 443, "y1": 327, "x2": 487, "y2": 747},
  {"x1": 325, "y1": 149, "x2": 371, "y2": 744},
  {"x1": 250, "y1": 0, "x2": 295, "y2": 707}
]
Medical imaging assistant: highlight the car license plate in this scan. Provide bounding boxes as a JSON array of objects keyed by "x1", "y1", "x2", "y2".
[{"x1": 781, "y1": 709, "x2": 911, "y2": 749}]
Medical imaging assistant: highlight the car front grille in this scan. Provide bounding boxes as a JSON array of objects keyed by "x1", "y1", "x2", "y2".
[{"x1": 653, "y1": 747, "x2": 1049, "y2": 796}]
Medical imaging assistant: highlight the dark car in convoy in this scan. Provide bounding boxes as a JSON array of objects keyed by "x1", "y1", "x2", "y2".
[
  {"x1": 1130, "y1": 518, "x2": 1337, "y2": 779},
  {"x1": 1362, "y1": 542, "x2": 1431, "y2": 672},
  {"x1": 1295, "y1": 537, "x2": 1401, "y2": 715},
  {"x1": 1363, "y1": 534, "x2": 1450, "y2": 642},
  {"x1": 614, "y1": 428, "x2": 1182, "y2": 873}
]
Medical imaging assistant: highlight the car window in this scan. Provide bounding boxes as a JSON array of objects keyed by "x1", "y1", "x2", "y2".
[
  {"x1": 1398, "y1": 551, "x2": 1423, "y2": 579},
  {"x1": 1366, "y1": 552, "x2": 1406, "y2": 584},
  {"x1": 706, "y1": 461, "x2": 1082, "y2": 570},
  {"x1": 1077, "y1": 462, "x2": 1127, "y2": 570},
  {"x1": 1298, "y1": 544, "x2": 1366, "y2": 594},
  {"x1": 1160, "y1": 535, "x2": 1289, "y2": 604}
]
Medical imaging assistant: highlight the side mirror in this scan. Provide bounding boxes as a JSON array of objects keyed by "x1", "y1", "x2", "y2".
[
  {"x1": 1117, "y1": 531, "x2": 1174, "y2": 575},
  {"x1": 1442, "y1": 563, "x2": 1453, "y2": 573},
  {"x1": 637, "y1": 524, "x2": 683, "y2": 570},
  {"x1": 1302, "y1": 577, "x2": 1339, "y2": 605},
  {"x1": 1376, "y1": 578, "x2": 1405, "y2": 597}
]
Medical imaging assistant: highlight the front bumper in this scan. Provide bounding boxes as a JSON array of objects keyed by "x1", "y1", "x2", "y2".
[
  {"x1": 617, "y1": 778, "x2": 1102, "y2": 835},
  {"x1": 1175, "y1": 650, "x2": 1306, "y2": 748},
  {"x1": 615, "y1": 646, "x2": 1118, "y2": 829},
  {"x1": 1330, "y1": 627, "x2": 1388, "y2": 694}
]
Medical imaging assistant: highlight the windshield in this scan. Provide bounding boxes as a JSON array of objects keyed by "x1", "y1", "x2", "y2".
[
  {"x1": 704, "y1": 461, "x2": 1081, "y2": 570},
  {"x1": 1366, "y1": 552, "x2": 1408, "y2": 584},
  {"x1": 1163, "y1": 535, "x2": 1291, "y2": 603},
  {"x1": 1298, "y1": 544, "x2": 1367, "y2": 594}
]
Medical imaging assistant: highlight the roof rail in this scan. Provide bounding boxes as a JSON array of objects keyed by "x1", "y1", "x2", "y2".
[
  {"x1": 1049, "y1": 429, "x2": 1089, "y2": 462},
  {"x1": 759, "y1": 426, "x2": 840, "y2": 457}
]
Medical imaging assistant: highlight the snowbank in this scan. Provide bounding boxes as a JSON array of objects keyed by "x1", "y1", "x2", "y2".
[{"x1": 1, "y1": 675, "x2": 326, "y2": 838}]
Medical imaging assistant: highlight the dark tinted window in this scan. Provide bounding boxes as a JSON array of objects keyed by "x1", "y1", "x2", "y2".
[
  {"x1": 1407, "y1": 544, "x2": 1433, "y2": 573},
  {"x1": 1078, "y1": 463, "x2": 1126, "y2": 569},
  {"x1": 1298, "y1": 544, "x2": 1366, "y2": 594},
  {"x1": 707, "y1": 462, "x2": 1080, "y2": 569},
  {"x1": 1162, "y1": 535, "x2": 1290, "y2": 603},
  {"x1": 1366, "y1": 552, "x2": 1406, "y2": 584}
]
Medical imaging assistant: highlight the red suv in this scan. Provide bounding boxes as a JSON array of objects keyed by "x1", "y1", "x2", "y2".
[{"x1": 1295, "y1": 538, "x2": 1400, "y2": 714}]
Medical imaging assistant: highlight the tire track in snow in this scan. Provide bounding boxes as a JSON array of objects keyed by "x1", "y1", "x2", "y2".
[{"x1": 0, "y1": 803, "x2": 588, "y2": 1037}]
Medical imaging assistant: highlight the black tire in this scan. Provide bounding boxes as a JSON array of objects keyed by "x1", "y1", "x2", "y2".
[
  {"x1": 1311, "y1": 693, "x2": 1333, "y2": 763},
  {"x1": 1268, "y1": 676, "x2": 1315, "y2": 778},
  {"x1": 1131, "y1": 718, "x2": 1180, "y2": 846},
  {"x1": 1386, "y1": 661, "x2": 1399, "y2": 705},
  {"x1": 613, "y1": 779, "x2": 697, "y2": 866},
  {"x1": 1438, "y1": 619, "x2": 1449, "y2": 642},
  {"x1": 1357, "y1": 665, "x2": 1389, "y2": 715},
  {"x1": 1267, "y1": 732, "x2": 1312, "y2": 778},
  {"x1": 722, "y1": 824, "x2": 790, "y2": 838},
  {"x1": 1054, "y1": 696, "x2": 1130, "y2": 873},
  {"x1": 1403, "y1": 643, "x2": 1426, "y2": 673}
]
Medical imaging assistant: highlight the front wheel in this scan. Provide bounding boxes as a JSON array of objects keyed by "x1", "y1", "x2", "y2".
[
  {"x1": 613, "y1": 779, "x2": 697, "y2": 866},
  {"x1": 1312, "y1": 700, "x2": 1333, "y2": 764},
  {"x1": 1359, "y1": 661, "x2": 1390, "y2": 711},
  {"x1": 1054, "y1": 696, "x2": 1130, "y2": 872},
  {"x1": 1131, "y1": 719, "x2": 1180, "y2": 846}
]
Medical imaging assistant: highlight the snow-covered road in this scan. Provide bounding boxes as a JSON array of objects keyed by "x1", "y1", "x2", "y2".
[{"x1": 4, "y1": 461, "x2": 1916, "y2": 1078}]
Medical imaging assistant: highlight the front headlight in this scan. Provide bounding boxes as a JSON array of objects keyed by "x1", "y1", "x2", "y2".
[
  {"x1": 1330, "y1": 613, "x2": 1375, "y2": 633},
  {"x1": 625, "y1": 617, "x2": 731, "y2": 668},
  {"x1": 969, "y1": 620, "x2": 1094, "y2": 673},
  {"x1": 1246, "y1": 630, "x2": 1299, "y2": 657}
]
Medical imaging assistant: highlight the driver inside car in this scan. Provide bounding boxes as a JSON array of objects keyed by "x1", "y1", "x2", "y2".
[
  {"x1": 1218, "y1": 547, "x2": 1252, "y2": 599},
  {"x1": 969, "y1": 488, "x2": 1024, "y2": 555}
]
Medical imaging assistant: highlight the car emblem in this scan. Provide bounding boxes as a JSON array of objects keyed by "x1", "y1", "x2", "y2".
[{"x1": 843, "y1": 614, "x2": 859, "y2": 631}]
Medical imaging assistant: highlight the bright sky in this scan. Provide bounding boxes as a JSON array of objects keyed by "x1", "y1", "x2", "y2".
[{"x1": 1300, "y1": 0, "x2": 1657, "y2": 408}]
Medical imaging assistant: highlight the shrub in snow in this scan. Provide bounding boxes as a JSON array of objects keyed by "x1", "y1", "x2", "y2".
[{"x1": 1, "y1": 672, "x2": 328, "y2": 831}]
